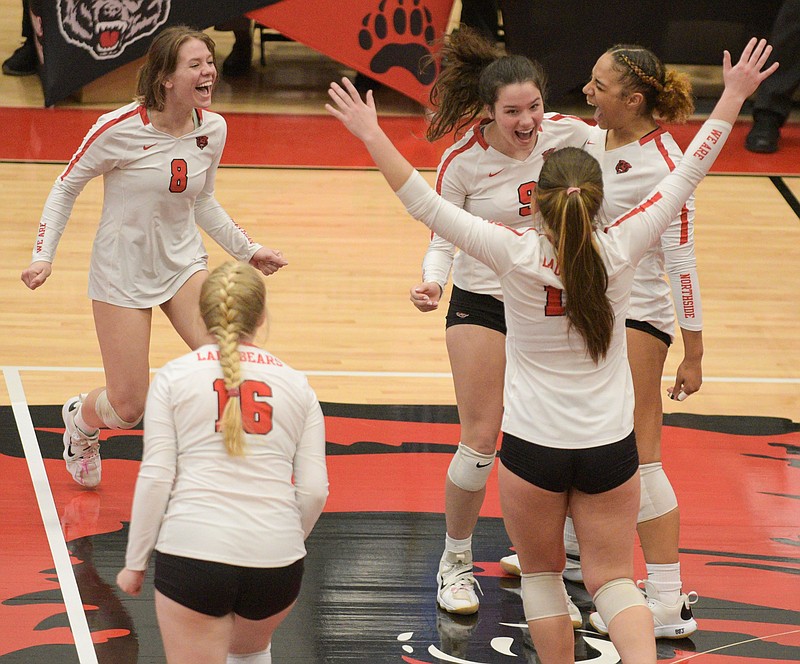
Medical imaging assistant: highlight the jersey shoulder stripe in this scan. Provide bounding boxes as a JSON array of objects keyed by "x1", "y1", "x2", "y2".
[
  {"x1": 652, "y1": 133, "x2": 676, "y2": 171},
  {"x1": 641, "y1": 126, "x2": 679, "y2": 171},
  {"x1": 436, "y1": 128, "x2": 482, "y2": 194},
  {"x1": 60, "y1": 106, "x2": 144, "y2": 180}
]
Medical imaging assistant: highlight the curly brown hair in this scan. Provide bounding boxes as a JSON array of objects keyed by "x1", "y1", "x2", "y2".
[{"x1": 606, "y1": 44, "x2": 694, "y2": 123}]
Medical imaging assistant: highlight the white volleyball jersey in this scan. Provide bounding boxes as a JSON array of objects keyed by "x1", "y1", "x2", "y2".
[
  {"x1": 400, "y1": 120, "x2": 729, "y2": 448},
  {"x1": 583, "y1": 124, "x2": 702, "y2": 337},
  {"x1": 32, "y1": 102, "x2": 261, "y2": 307},
  {"x1": 422, "y1": 113, "x2": 592, "y2": 298},
  {"x1": 125, "y1": 343, "x2": 328, "y2": 570}
]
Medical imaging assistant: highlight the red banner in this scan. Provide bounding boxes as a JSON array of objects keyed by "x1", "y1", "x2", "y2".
[{"x1": 247, "y1": 0, "x2": 454, "y2": 107}]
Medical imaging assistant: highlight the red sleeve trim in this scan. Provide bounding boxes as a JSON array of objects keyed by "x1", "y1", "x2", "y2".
[
  {"x1": 435, "y1": 129, "x2": 481, "y2": 194},
  {"x1": 604, "y1": 191, "x2": 663, "y2": 232},
  {"x1": 60, "y1": 107, "x2": 141, "y2": 180},
  {"x1": 679, "y1": 204, "x2": 689, "y2": 244}
]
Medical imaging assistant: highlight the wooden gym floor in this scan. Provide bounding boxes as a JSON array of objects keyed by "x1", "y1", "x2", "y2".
[{"x1": 0, "y1": 1, "x2": 798, "y2": 661}]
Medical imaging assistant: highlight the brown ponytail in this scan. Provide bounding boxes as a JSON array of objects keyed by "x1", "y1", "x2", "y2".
[
  {"x1": 536, "y1": 148, "x2": 613, "y2": 362},
  {"x1": 425, "y1": 25, "x2": 547, "y2": 141}
]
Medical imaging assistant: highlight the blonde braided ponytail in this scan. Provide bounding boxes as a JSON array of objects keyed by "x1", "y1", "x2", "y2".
[{"x1": 200, "y1": 262, "x2": 266, "y2": 456}]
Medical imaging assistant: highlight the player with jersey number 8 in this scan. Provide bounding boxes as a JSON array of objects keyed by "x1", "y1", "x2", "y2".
[{"x1": 20, "y1": 25, "x2": 287, "y2": 489}]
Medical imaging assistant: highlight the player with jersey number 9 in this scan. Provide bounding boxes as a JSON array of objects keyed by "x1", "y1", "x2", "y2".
[{"x1": 20, "y1": 25, "x2": 288, "y2": 490}]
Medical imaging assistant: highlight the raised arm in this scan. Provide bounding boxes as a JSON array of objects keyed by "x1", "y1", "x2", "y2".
[
  {"x1": 326, "y1": 78, "x2": 415, "y2": 192},
  {"x1": 608, "y1": 39, "x2": 778, "y2": 260}
]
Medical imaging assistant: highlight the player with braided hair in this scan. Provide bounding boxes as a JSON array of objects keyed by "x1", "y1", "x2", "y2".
[
  {"x1": 200, "y1": 262, "x2": 267, "y2": 456},
  {"x1": 501, "y1": 42, "x2": 706, "y2": 639},
  {"x1": 117, "y1": 261, "x2": 327, "y2": 664},
  {"x1": 580, "y1": 43, "x2": 704, "y2": 639}
]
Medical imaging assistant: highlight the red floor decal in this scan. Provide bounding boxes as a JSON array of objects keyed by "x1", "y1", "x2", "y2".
[{"x1": 0, "y1": 404, "x2": 798, "y2": 662}]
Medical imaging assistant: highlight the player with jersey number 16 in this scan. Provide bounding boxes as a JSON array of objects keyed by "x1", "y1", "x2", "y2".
[{"x1": 117, "y1": 261, "x2": 328, "y2": 664}]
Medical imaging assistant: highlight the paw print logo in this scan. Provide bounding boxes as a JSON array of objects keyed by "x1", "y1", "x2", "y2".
[{"x1": 358, "y1": 0, "x2": 437, "y2": 85}]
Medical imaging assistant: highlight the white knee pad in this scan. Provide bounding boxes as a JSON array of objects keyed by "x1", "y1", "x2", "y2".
[
  {"x1": 521, "y1": 572, "x2": 569, "y2": 621},
  {"x1": 95, "y1": 390, "x2": 141, "y2": 430},
  {"x1": 227, "y1": 645, "x2": 271, "y2": 664},
  {"x1": 593, "y1": 578, "x2": 647, "y2": 629},
  {"x1": 638, "y1": 462, "x2": 678, "y2": 523},
  {"x1": 447, "y1": 442, "x2": 496, "y2": 492}
]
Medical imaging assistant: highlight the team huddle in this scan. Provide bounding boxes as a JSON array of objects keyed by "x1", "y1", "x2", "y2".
[{"x1": 21, "y1": 21, "x2": 777, "y2": 664}]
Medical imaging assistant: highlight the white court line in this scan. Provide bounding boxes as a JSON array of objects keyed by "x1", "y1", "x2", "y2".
[
  {"x1": 2, "y1": 368, "x2": 99, "y2": 664},
  {"x1": 2, "y1": 365, "x2": 799, "y2": 383},
  {"x1": 669, "y1": 628, "x2": 800, "y2": 662}
]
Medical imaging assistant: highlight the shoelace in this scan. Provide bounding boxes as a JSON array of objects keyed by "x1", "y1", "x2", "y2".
[
  {"x1": 444, "y1": 567, "x2": 484, "y2": 596},
  {"x1": 75, "y1": 441, "x2": 100, "y2": 459}
]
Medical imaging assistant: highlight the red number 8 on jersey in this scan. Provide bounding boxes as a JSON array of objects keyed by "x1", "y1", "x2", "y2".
[{"x1": 169, "y1": 158, "x2": 188, "y2": 193}]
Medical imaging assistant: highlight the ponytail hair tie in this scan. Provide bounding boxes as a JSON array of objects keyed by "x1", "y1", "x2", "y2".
[
  {"x1": 566, "y1": 187, "x2": 581, "y2": 196},
  {"x1": 226, "y1": 387, "x2": 240, "y2": 398}
]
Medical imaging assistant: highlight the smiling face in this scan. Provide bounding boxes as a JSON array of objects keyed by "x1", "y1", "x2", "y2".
[
  {"x1": 582, "y1": 53, "x2": 633, "y2": 131},
  {"x1": 486, "y1": 81, "x2": 544, "y2": 159},
  {"x1": 162, "y1": 37, "x2": 216, "y2": 111}
]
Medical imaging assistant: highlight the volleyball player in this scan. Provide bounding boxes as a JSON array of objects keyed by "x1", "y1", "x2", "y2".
[
  {"x1": 326, "y1": 38, "x2": 776, "y2": 663},
  {"x1": 20, "y1": 26, "x2": 287, "y2": 489},
  {"x1": 117, "y1": 261, "x2": 327, "y2": 664},
  {"x1": 409, "y1": 26, "x2": 589, "y2": 620}
]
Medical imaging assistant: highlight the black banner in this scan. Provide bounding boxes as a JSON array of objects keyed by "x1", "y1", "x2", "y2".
[{"x1": 28, "y1": 0, "x2": 282, "y2": 107}]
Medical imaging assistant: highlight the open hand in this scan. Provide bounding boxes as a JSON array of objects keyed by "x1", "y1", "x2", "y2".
[
  {"x1": 723, "y1": 38, "x2": 779, "y2": 100},
  {"x1": 325, "y1": 78, "x2": 382, "y2": 143}
]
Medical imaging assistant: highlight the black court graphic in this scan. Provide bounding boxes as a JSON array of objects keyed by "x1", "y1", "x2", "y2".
[
  {"x1": 0, "y1": 405, "x2": 798, "y2": 662},
  {"x1": 358, "y1": 0, "x2": 437, "y2": 85}
]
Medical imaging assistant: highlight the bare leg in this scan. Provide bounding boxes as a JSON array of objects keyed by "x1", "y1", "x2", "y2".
[
  {"x1": 229, "y1": 602, "x2": 295, "y2": 655},
  {"x1": 498, "y1": 462, "x2": 573, "y2": 663},
  {"x1": 571, "y1": 474, "x2": 656, "y2": 664},
  {"x1": 79, "y1": 302, "x2": 153, "y2": 429},
  {"x1": 160, "y1": 270, "x2": 215, "y2": 350},
  {"x1": 627, "y1": 328, "x2": 680, "y2": 564},
  {"x1": 155, "y1": 590, "x2": 233, "y2": 664},
  {"x1": 444, "y1": 323, "x2": 505, "y2": 538}
]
